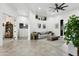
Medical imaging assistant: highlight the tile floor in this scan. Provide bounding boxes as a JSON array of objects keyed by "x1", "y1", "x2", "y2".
[{"x1": 0, "y1": 38, "x2": 68, "y2": 56}]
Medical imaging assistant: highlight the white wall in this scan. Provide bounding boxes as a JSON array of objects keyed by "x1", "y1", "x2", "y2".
[
  {"x1": 47, "y1": 16, "x2": 61, "y2": 36},
  {"x1": 29, "y1": 11, "x2": 49, "y2": 33},
  {"x1": 0, "y1": 4, "x2": 17, "y2": 17}
]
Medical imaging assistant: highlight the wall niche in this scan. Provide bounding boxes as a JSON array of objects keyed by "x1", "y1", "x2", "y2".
[{"x1": 19, "y1": 23, "x2": 28, "y2": 29}]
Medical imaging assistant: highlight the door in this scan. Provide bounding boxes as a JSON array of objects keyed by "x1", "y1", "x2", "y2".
[{"x1": 60, "y1": 19, "x2": 64, "y2": 36}]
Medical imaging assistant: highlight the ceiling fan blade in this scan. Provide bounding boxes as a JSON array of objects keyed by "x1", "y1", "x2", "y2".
[
  {"x1": 55, "y1": 3, "x2": 58, "y2": 8},
  {"x1": 60, "y1": 8, "x2": 65, "y2": 11},
  {"x1": 61, "y1": 5, "x2": 68, "y2": 8},
  {"x1": 59, "y1": 3, "x2": 65, "y2": 7}
]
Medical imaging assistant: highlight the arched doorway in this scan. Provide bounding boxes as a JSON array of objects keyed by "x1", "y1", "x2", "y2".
[
  {"x1": 5, "y1": 21, "x2": 13, "y2": 38},
  {"x1": 3, "y1": 15, "x2": 14, "y2": 39}
]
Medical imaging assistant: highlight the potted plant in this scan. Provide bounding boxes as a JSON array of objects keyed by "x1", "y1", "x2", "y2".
[{"x1": 64, "y1": 15, "x2": 79, "y2": 56}]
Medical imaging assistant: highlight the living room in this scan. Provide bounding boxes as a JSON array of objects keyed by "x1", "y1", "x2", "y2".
[{"x1": 0, "y1": 3, "x2": 79, "y2": 56}]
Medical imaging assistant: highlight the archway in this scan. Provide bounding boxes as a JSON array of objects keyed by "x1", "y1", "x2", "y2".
[{"x1": 3, "y1": 15, "x2": 14, "y2": 39}]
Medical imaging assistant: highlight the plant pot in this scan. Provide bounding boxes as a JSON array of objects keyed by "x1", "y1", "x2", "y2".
[
  {"x1": 77, "y1": 48, "x2": 79, "y2": 56},
  {"x1": 68, "y1": 43, "x2": 77, "y2": 56}
]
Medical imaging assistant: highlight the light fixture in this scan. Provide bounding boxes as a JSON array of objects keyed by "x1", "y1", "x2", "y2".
[
  {"x1": 38, "y1": 7, "x2": 41, "y2": 10},
  {"x1": 49, "y1": 3, "x2": 68, "y2": 12}
]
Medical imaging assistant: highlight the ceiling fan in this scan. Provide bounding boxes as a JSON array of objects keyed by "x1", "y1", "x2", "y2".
[{"x1": 49, "y1": 3, "x2": 68, "y2": 12}]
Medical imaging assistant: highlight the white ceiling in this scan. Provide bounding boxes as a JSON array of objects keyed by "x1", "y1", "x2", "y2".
[{"x1": 0, "y1": 3, "x2": 79, "y2": 16}]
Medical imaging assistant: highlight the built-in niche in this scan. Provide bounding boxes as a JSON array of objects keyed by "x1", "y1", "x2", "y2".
[
  {"x1": 4, "y1": 21, "x2": 13, "y2": 38},
  {"x1": 19, "y1": 23, "x2": 28, "y2": 29},
  {"x1": 35, "y1": 14, "x2": 47, "y2": 21},
  {"x1": 3, "y1": 15, "x2": 13, "y2": 38}
]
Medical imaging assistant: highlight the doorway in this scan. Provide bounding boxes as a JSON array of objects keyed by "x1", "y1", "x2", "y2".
[
  {"x1": 3, "y1": 16, "x2": 14, "y2": 39},
  {"x1": 5, "y1": 21, "x2": 13, "y2": 38},
  {"x1": 60, "y1": 19, "x2": 64, "y2": 36}
]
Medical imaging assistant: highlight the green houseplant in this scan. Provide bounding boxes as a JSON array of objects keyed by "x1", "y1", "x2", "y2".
[{"x1": 64, "y1": 15, "x2": 79, "y2": 56}]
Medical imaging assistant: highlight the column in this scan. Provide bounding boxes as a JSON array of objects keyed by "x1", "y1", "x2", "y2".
[
  {"x1": 0, "y1": 22, "x2": 3, "y2": 46},
  {"x1": 28, "y1": 24, "x2": 31, "y2": 40},
  {"x1": 13, "y1": 17, "x2": 18, "y2": 40}
]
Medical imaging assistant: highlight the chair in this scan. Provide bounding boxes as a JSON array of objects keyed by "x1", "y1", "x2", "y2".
[{"x1": 47, "y1": 32, "x2": 60, "y2": 41}]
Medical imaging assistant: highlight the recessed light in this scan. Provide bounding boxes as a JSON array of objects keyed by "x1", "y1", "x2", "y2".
[{"x1": 38, "y1": 7, "x2": 41, "y2": 10}]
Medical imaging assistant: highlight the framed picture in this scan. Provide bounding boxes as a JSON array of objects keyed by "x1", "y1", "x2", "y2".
[
  {"x1": 38, "y1": 24, "x2": 41, "y2": 28},
  {"x1": 35, "y1": 14, "x2": 47, "y2": 21},
  {"x1": 43, "y1": 24, "x2": 46, "y2": 29},
  {"x1": 38, "y1": 18, "x2": 40, "y2": 20},
  {"x1": 19, "y1": 23, "x2": 24, "y2": 29},
  {"x1": 44, "y1": 17, "x2": 47, "y2": 21}
]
